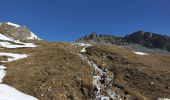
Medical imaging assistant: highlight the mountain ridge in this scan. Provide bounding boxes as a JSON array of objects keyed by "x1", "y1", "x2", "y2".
[
  {"x1": 76, "y1": 31, "x2": 170, "y2": 52},
  {"x1": 0, "y1": 22, "x2": 40, "y2": 41}
]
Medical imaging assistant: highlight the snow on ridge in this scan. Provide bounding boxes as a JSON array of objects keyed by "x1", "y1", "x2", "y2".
[
  {"x1": 0, "y1": 33, "x2": 37, "y2": 48},
  {"x1": 0, "y1": 22, "x2": 40, "y2": 40},
  {"x1": 0, "y1": 84, "x2": 38, "y2": 100},
  {"x1": 0, "y1": 33, "x2": 14, "y2": 41},
  {"x1": 133, "y1": 51, "x2": 149, "y2": 55},
  {"x1": 5, "y1": 22, "x2": 20, "y2": 28},
  {"x1": 27, "y1": 32, "x2": 41, "y2": 40}
]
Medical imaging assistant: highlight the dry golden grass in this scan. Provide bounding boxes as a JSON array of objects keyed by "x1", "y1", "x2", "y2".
[
  {"x1": 84, "y1": 45, "x2": 170, "y2": 100},
  {"x1": 1, "y1": 41, "x2": 170, "y2": 100},
  {"x1": 2, "y1": 41, "x2": 93, "y2": 100}
]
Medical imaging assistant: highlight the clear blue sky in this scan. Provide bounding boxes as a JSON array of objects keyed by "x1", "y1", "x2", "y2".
[{"x1": 0, "y1": 0, "x2": 170, "y2": 41}]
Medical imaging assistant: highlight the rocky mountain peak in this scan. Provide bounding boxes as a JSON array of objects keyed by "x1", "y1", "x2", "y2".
[
  {"x1": 76, "y1": 31, "x2": 170, "y2": 52},
  {"x1": 88, "y1": 32, "x2": 98, "y2": 39},
  {"x1": 0, "y1": 22, "x2": 40, "y2": 41}
]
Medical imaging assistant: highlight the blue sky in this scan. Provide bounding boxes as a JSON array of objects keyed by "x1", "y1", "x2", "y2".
[{"x1": 0, "y1": 0, "x2": 170, "y2": 41}]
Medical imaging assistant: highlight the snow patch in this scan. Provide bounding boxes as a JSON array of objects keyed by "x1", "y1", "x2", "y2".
[
  {"x1": 0, "y1": 84, "x2": 38, "y2": 100},
  {"x1": 0, "y1": 65, "x2": 6, "y2": 83},
  {"x1": 0, "y1": 41, "x2": 37, "y2": 48},
  {"x1": 133, "y1": 51, "x2": 149, "y2": 55},
  {"x1": 27, "y1": 32, "x2": 40, "y2": 40},
  {"x1": 73, "y1": 43, "x2": 92, "y2": 53},
  {"x1": 79, "y1": 43, "x2": 92, "y2": 53},
  {"x1": 158, "y1": 98, "x2": 170, "y2": 100},
  {"x1": 80, "y1": 47, "x2": 87, "y2": 53},
  {"x1": 0, "y1": 32, "x2": 38, "y2": 99},
  {"x1": 0, "y1": 33, "x2": 14, "y2": 41},
  {"x1": 0, "y1": 53, "x2": 38, "y2": 99},
  {"x1": 0, "y1": 33, "x2": 37, "y2": 48},
  {"x1": 0, "y1": 65, "x2": 6, "y2": 70},
  {"x1": 73, "y1": 43, "x2": 92, "y2": 47},
  {"x1": 0, "y1": 52, "x2": 28, "y2": 62}
]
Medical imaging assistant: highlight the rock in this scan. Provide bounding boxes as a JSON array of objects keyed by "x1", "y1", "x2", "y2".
[
  {"x1": 150, "y1": 82, "x2": 154, "y2": 85},
  {"x1": 0, "y1": 22, "x2": 40, "y2": 40},
  {"x1": 106, "y1": 55, "x2": 118, "y2": 60}
]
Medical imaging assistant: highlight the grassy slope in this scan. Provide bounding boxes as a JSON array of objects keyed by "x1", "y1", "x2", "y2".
[
  {"x1": 1, "y1": 41, "x2": 93, "y2": 100},
  {"x1": 1, "y1": 40, "x2": 170, "y2": 100},
  {"x1": 85, "y1": 45, "x2": 170, "y2": 100}
]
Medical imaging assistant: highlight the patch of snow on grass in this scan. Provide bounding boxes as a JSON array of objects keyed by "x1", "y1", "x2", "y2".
[
  {"x1": 0, "y1": 84, "x2": 38, "y2": 100},
  {"x1": 133, "y1": 51, "x2": 149, "y2": 55},
  {"x1": 0, "y1": 65, "x2": 6, "y2": 83},
  {"x1": 74, "y1": 43, "x2": 92, "y2": 47},
  {"x1": 0, "y1": 52, "x2": 28, "y2": 62},
  {"x1": 21, "y1": 42, "x2": 37, "y2": 48},
  {"x1": 74, "y1": 43, "x2": 92, "y2": 53},
  {"x1": 0, "y1": 65, "x2": 6, "y2": 70},
  {"x1": 80, "y1": 47, "x2": 87, "y2": 53},
  {"x1": 0, "y1": 42, "x2": 36, "y2": 48}
]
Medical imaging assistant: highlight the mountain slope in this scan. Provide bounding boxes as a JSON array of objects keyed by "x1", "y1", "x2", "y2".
[
  {"x1": 125, "y1": 31, "x2": 170, "y2": 51},
  {"x1": 84, "y1": 45, "x2": 170, "y2": 99},
  {"x1": 76, "y1": 31, "x2": 170, "y2": 52},
  {"x1": 0, "y1": 22, "x2": 40, "y2": 40},
  {"x1": 0, "y1": 22, "x2": 169, "y2": 100}
]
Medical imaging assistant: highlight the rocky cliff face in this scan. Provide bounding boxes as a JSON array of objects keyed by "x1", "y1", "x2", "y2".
[
  {"x1": 76, "y1": 31, "x2": 170, "y2": 52},
  {"x1": 0, "y1": 22, "x2": 40, "y2": 41},
  {"x1": 125, "y1": 31, "x2": 170, "y2": 51},
  {"x1": 76, "y1": 32, "x2": 126, "y2": 46}
]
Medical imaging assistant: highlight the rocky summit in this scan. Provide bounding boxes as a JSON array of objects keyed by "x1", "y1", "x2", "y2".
[
  {"x1": 0, "y1": 22, "x2": 40, "y2": 40},
  {"x1": 76, "y1": 31, "x2": 170, "y2": 52},
  {"x1": 0, "y1": 22, "x2": 169, "y2": 100}
]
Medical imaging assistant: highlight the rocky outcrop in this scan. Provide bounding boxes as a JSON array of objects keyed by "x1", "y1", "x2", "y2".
[
  {"x1": 125, "y1": 31, "x2": 170, "y2": 51},
  {"x1": 0, "y1": 22, "x2": 40, "y2": 41},
  {"x1": 76, "y1": 32, "x2": 126, "y2": 46},
  {"x1": 76, "y1": 31, "x2": 170, "y2": 52}
]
